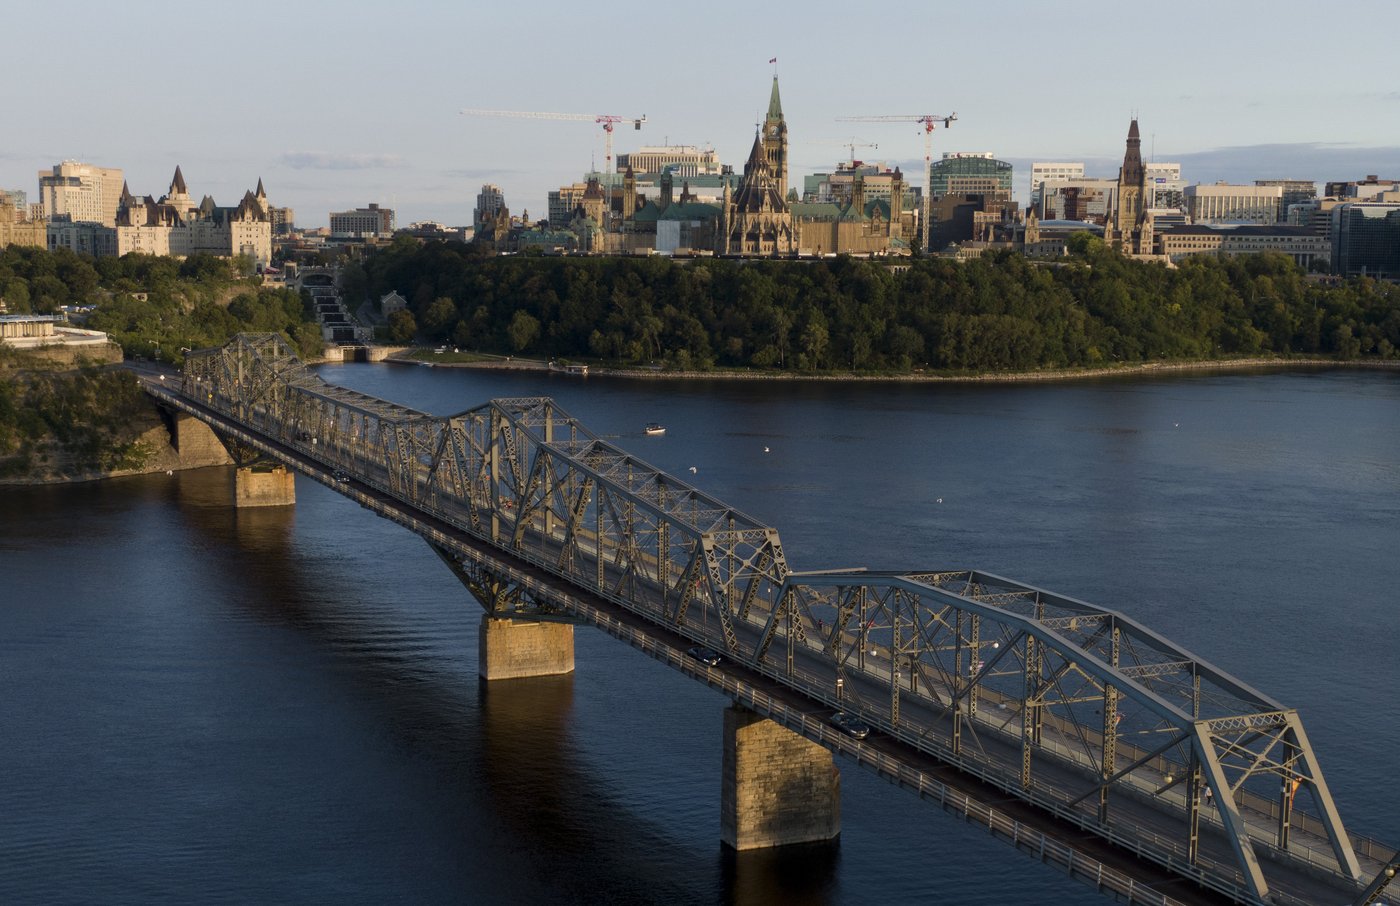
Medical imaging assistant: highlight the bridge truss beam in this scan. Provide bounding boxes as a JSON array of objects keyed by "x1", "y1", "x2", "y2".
[{"x1": 173, "y1": 334, "x2": 1378, "y2": 906}]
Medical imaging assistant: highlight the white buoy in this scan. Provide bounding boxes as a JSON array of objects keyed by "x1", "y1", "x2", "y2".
[{"x1": 763, "y1": 446, "x2": 770, "y2": 453}]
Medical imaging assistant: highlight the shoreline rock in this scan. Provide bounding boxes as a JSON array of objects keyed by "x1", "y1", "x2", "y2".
[{"x1": 384, "y1": 351, "x2": 1397, "y2": 384}]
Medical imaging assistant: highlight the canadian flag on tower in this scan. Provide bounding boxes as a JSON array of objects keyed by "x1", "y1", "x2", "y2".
[{"x1": 769, "y1": 57, "x2": 777, "y2": 64}]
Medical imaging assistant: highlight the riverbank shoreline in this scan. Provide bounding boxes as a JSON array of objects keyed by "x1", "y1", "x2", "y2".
[{"x1": 385, "y1": 350, "x2": 1399, "y2": 384}]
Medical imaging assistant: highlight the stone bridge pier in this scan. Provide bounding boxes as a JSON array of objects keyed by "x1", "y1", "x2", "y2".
[
  {"x1": 477, "y1": 616, "x2": 574, "y2": 681},
  {"x1": 474, "y1": 629, "x2": 838, "y2": 849},
  {"x1": 164, "y1": 408, "x2": 294, "y2": 508},
  {"x1": 233, "y1": 464, "x2": 296, "y2": 507},
  {"x1": 722, "y1": 703, "x2": 840, "y2": 849}
]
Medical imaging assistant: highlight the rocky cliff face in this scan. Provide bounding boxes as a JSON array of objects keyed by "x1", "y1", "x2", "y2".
[{"x1": 0, "y1": 354, "x2": 232, "y2": 485}]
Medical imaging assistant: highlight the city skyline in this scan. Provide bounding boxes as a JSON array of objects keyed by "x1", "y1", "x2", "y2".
[{"x1": 5, "y1": 0, "x2": 1398, "y2": 229}]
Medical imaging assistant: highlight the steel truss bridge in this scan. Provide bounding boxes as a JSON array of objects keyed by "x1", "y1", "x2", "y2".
[{"x1": 150, "y1": 334, "x2": 1397, "y2": 906}]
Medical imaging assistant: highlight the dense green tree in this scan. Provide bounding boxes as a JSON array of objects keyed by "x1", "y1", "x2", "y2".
[
  {"x1": 422, "y1": 296, "x2": 459, "y2": 339},
  {"x1": 387, "y1": 309, "x2": 417, "y2": 344},
  {"x1": 507, "y1": 310, "x2": 541, "y2": 353},
  {"x1": 334, "y1": 237, "x2": 1400, "y2": 373}
]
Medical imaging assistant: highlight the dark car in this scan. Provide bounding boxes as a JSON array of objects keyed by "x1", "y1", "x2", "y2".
[
  {"x1": 332, "y1": 470, "x2": 350, "y2": 483},
  {"x1": 831, "y1": 711, "x2": 871, "y2": 740},
  {"x1": 687, "y1": 645, "x2": 722, "y2": 667}
]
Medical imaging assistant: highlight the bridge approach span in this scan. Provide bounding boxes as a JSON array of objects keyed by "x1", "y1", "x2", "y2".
[{"x1": 148, "y1": 334, "x2": 1396, "y2": 906}]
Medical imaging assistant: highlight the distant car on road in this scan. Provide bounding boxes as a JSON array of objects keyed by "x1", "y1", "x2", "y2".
[
  {"x1": 831, "y1": 711, "x2": 871, "y2": 740},
  {"x1": 332, "y1": 470, "x2": 350, "y2": 483},
  {"x1": 686, "y1": 645, "x2": 722, "y2": 667}
]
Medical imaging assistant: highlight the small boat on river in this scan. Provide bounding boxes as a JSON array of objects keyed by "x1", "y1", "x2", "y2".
[{"x1": 644, "y1": 423, "x2": 666, "y2": 435}]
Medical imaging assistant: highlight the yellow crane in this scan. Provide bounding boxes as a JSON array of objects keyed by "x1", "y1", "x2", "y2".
[{"x1": 836, "y1": 113, "x2": 956, "y2": 251}]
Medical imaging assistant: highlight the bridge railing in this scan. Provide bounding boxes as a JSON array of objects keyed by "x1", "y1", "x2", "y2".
[{"x1": 176, "y1": 334, "x2": 1376, "y2": 905}]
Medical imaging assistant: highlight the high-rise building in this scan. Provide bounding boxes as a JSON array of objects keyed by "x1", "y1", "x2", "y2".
[
  {"x1": 1323, "y1": 176, "x2": 1398, "y2": 200},
  {"x1": 616, "y1": 146, "x2": 720, "y2": 178},
  {"x1": 37, "y1": 161, "x2": 124, "y2": 226},
  {"x1": 1184, "y1": 183, "x2": 1281, "y2": 225},
  {"x1": 268, "y1": 205, "x2": 295, "y2": 236},
  {"x1": 1037, "y1": 178, "x2": 1117, "y2": 222},
  {"x1": 929, "y1": 152, "x2": 1013, "y2": 198},
  {"x1": 329, "y1": 203, "x2": 395, "y2": 237},
  {"x1": 1146, "y1": 163, "x2": 1185, "y2": 210},
  {"x1": 1255, "y1": 179, "x2": 1317, "y2": 220},
  {"x1": 1029, "y1": 163, "x2": 1084, "y2": 207},
  {"x1": 548, "y1": 183, "x2": 589, "y2": 228},
  {"x1": 475, "y1": 185, "x2": 505, "y2": 231},
  {"x1": 1330, "y1": 202, "x2": 1400, "y2": 277}
]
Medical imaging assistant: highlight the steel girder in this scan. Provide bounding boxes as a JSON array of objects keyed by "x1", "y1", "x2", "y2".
[
  {"x1": 774, "y1": 569, "x2": 1363, "y2": 901},
  {"x1": 178, "y1": 334, "x2": 1371, "y2": 905},
  {"x1": 183, "y1": 336, "x2": 792, "y2": 653}
]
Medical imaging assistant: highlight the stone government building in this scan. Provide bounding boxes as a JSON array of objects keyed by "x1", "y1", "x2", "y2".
[
  {"x1": 480, "y1": 76, "x2": 915, "y2": 257},
  {"x1": 114, "y1": 167, "x2": 274, "y2": 266},
  {"x1": 2, "y1": 162, "x2": 277, "y2": 267}
]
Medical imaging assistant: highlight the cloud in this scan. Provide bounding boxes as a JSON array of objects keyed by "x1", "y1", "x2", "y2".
[
  {"x1": 1170, "y1": 142, "x2": 1400, "y2": 183},
  {"x1": 280, "y1": 151, "x2": 406, "y2": 170},
  {"x1": 444, "y1": 167, "x2": 529, "y2": 180}
]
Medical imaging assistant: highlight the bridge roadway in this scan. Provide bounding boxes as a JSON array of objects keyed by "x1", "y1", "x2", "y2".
[{"x1": 140, "y1": 341, "x2": 1397, "y2": 906}]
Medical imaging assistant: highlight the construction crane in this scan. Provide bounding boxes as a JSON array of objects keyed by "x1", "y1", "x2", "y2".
[
  {"x1": 815, "y1": 138, "x2": 879, "y2": 168},
  {"x1": 459, "y1": 107, "x2": 644, "y2": 182},
  {"x1": 836, "y1": 113, "x2": 956, "y2": 251}
]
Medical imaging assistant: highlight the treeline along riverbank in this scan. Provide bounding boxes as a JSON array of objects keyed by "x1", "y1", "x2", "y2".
[{"x1": 347, "y1": 235, "x2": 1400, "y2": 374}]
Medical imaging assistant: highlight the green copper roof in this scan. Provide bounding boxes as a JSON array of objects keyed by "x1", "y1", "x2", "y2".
[
  {"x1": 767, "y1": 76, "x2": 782, "y2": 122},
  {"x1": 659, "y1": 202, "x2": 720, "y2": 221},
  {"x1": 790, "y1": 202, "x2": 860, "y2": 221},
  {"x1": 865, "y1": 198, "x2": 891, "y2": 220}
]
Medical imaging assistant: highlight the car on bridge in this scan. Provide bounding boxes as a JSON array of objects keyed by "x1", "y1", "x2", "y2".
[
  {"x1": 332, "y1": 470, "x2": 350, "y2": 483},
  {"x1": 830, "y1": 711, "x2": 871, "y2": 740},
  {"x1": 686, "y1": 645, "x2": 722, "y2": 667}
]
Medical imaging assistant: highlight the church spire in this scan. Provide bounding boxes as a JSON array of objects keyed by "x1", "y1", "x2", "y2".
[
  {"x1": 766, "y1": 75, "x2": 783, "y2": 122},
  {"x1": 1120, "y1": 119, "x2": 1144, "y2": 185}
]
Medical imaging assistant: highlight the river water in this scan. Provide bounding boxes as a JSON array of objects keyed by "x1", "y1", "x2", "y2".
[{"x1": 2, "y1": 364, "x2": 1397, "y2": 905}]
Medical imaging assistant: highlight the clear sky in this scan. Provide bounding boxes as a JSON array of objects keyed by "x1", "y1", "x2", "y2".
[{"x1": 5, "y1": 0, "x2": 1397, "y2": 228}]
